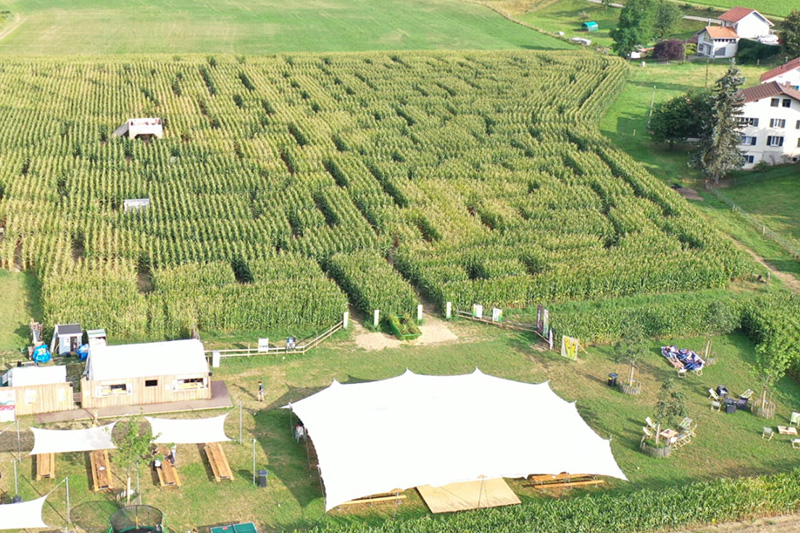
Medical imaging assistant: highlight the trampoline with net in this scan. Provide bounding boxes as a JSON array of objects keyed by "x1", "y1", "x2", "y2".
[{"x1": 108, "y1": 505, "x2": 164, "y2": 533}]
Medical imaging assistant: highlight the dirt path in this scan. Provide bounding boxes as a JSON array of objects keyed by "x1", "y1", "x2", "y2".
[
  {"x1": 353, "y1": 313, "x2": 458, "y2": 351},
  {"x1": 0, "y1": 14, "x2": 25, "y2": 42},
  {"x1": 678, "y1": 513, "x2": 800, "y2": 532},
  {"x1": 740, "y1": 244, "x2": 800, "y2": 293}
]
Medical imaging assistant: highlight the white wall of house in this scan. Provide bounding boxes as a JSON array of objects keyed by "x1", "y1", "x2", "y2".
[
  {"x1": 738, "y1": 96, "x2": 800, "y2": 168},
  {"x1": 697, "y1": 33, "x2": 738, "y2": 58},
  {"x1": 763, "y1": 69, "x2": 800, "y2": 90},
  {"x1": 724, "y1": 12, "x2": 772, "y2": 39}
]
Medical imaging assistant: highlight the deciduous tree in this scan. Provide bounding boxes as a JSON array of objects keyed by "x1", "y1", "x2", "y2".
[
  {"x1": 650, "y1": 90, "x2": 711, "y2": 148},
  {"x1": 653, "y1": 0, "x2": 682, "y2": 40},
  {"x1": 610, "y1": 0, "x2": 655, "y2": 58},
  {"x1": 115, "y1": 416, "x2": 158, "y2": 504},
  {"x1": 652, "y1": 39, "x2": 684, "y2": 60}
]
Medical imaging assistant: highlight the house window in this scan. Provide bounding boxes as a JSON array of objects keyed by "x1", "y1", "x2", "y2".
[
  {"x1": 145, "y1": 379, "x2": 158, "y2": 387},
  {"x1": 738, "y1": 117, "x2": 759, "y2": 127},
  {"x1": 740, "y1": 135, "x2": 757, "y2": 146},
  {"x1": 797, "y1": 138, "x2": 800, "y2": 148},
  {"x1": 743, "y1": 155, "x2": 755, "y2": 164},
  {"x1": 98, "y1": 383, "x2": 132, "y2": 396},
  {"x1": 766, "y1": 136, "x2": 784, "y2": 147},
  {"x1": 770, "y1": 98, "x2": 780, "y2": 107},
  {"x1": 770, "y1": 118, "x2": 786, "y2": 128},
  {"x1": 783, "y1": 99, "x2": 792, "y2": 108},
  {"x1": 796, "y1": 120, "x2": 800, "y2": 129}
]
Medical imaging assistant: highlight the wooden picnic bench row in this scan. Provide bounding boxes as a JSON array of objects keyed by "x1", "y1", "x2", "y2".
[
  {"x1": 155, "y1": 446, "x2": 182, "y2": 488},
  {"x1": 205, "y1": 442, "x2": 234, "y2": 482}
]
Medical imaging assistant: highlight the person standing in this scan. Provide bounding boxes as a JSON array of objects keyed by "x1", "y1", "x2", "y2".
[{"x1": 257, "y1": 380, "x2": 264, "y2": 402}]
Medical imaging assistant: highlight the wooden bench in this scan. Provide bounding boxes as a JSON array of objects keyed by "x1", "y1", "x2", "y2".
[
  {"x1": 35, "y1": 453, "x2": 56, "y2": 480},
  {"x1": 204, "y1": 442, "x2": 234, "y2": 482},
  {"x1": 155, "y1": 446, "x2": 181, "y2": 488},
  {"x1": 526, "y1": 473, "x2": 604, "y2": 489},
  {"x1": 90, "y1": 450, "x2": 114, "y2": 492}
]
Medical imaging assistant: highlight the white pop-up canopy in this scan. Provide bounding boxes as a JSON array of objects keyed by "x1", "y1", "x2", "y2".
[
  {"x1": 86, "y1": 339, "x2": 207, "y2": 381},
  {"x1": 287, "y1": 369, "x2": 627, "y2": 510},
  {"x1": 0, "y1": 495, "x2": 49, "y2": 530},
  {"x1": 146, "y1": 414, "x2": 231, "y2": 444},
  {"x1": 30, "y1": 422, "x2": 117, "y2": 455}
]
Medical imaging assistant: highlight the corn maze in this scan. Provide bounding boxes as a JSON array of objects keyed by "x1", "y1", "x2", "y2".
[{"x1": 0, "y1": 51, "x2": 751, "y2": 338}]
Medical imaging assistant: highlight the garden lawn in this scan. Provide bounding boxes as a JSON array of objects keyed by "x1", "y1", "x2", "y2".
[
  {"x1": 6, "y1": 322, "x2": 800, "y2": 530},
  {"x1": 718, "y1": 168, "x2": 800, "y2": 247},
  {"x1": 681, "y1": 0, "x2": 795, "y2": 18},
  {"x1": 0, "y1": 0, "x2": 567, "y2": 55}
]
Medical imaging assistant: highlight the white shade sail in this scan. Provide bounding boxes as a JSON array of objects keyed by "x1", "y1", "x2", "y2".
[
  {"x1": 146, "y1": 414, "x2": 231, "y2": 444},
  {"x1": 30, "y1": 422, "x2": 117, "y2": 455},
  {"x1": 0, "y1": 495, "x2": 49, "y2": 530},
  {"x1": 87, "y1": 338, "x2": 208, "y2": 381},
  {"x1": 286, "y1": 369, "x2": 627, "y2": 510}
]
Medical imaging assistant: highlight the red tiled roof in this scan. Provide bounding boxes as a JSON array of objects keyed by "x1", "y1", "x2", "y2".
[
  {"x1": 761, "y1": 57, "x2": 800, "y2": 83},
  {"x1": 738, "y1": 81, "x2": 800, "y2": 104},
  {"x1": 705, "y1": 26, "x2": 740, "y2": 39},
  {"x1": 719, "y1": 7, "x2": 754, "y2": 23}
]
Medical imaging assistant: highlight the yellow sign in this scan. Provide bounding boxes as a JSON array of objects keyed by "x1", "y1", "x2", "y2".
[{"x1": 561, "y1": 336, "x2": 580, "y2": 361}]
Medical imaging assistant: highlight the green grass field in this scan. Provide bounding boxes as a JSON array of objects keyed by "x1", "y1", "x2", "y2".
[
  {"x1": 0, "y1": 0, "x2": 568, "y2": 55},
  {"x1": 0, "y1": 270, "x2": 40, "y2": 353},
  {"x1": 4, "y1": 322, "x2": 800, "y2": 529},
  {"x1": 682, "y1": 0, "x2": 795, "y2": 18}
]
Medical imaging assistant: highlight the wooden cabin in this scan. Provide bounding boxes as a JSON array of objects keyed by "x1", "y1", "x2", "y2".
[
  {"x1": 0, "y1": 365, "x2": 75, "y2": 417},
  {"x1": 80, "y1": 339, "x2": 211, "y2": 409},
  {"x1": 50, "y1": 323, "x2": 83, "y2": 355}
]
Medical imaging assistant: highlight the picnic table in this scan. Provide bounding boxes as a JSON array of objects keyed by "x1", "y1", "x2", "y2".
[
  {"x1": 205, "y1": 442, "x2": 234, "y2": 482},
  {"x1": 778, "y1": 426, "x2": 798, "y2": 436},
  {"x1": 35, "y1": 453, "x2": 56, "y2": 480},
  {"x1": 90, "y1": 450, "x2": 113, "y2": 492},
  {"x1": 155, "y1": 446, "x2": 181, "y2": 488}
]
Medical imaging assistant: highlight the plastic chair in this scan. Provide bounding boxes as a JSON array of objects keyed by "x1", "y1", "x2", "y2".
[
  {"x1": 790, "y1": 412, "x2": 800, "y2": 427},
  {"x1": 711, "y1": 400, "x2": 721, "y2": 412},
  {"x1": 762, "y1": 427, "x2": 774, "y2": 440}
]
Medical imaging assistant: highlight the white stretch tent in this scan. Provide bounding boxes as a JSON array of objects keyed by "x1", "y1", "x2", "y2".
[
  {"x1": 287, "y1": 369, "x2": 627, "y2": 510},
  {"x1": 30, "y1": 422, "x2": 117, "y2": 455},
  {"x1": 86, "y1": 339, "x2": 207, "y2": 381},
  {"x1": 0, "y1": 495, "x2": 49, "y2": 530},
  {"x1": 146, "y1": 414, "x2": 231, "y2": 444}
]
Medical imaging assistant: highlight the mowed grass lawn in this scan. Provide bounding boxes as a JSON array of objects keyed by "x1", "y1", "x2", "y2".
[
  {"x1": 683, "y1": 0, "x2": 794, "y2": 18},
  {"x1": 6, "y1": 319, "x2": 800, "y2": 530},
  {"x1": 0, "y1": 0, "x2": 568, "y2": 55},
  {"x1": 0, "y1": 270, "x2": 40, "y2": 353},
  {"x1": 720, "y1": 168, "x2": 800, "y2": 246}
]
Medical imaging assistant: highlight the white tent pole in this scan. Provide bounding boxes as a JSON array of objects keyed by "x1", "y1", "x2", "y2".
[
  {"x1": 16, "y1": 417, "x2": 21, "y2": 460},
  {"x1": 66, "y1": 475, "x2": 71, "y2": 529}
]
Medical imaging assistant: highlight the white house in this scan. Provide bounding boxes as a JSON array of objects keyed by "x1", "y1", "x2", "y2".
[
  {"x1": 696, "y1": 26, "x2": 740, "y2": 59},
  {"x1": 760, "y1": 57, "x2": 800, "y2": 90},
  {"x1": 718, "y1": 7, "x2": 773, "y2": 40},
  {"x1": 112, "y1": 118, "x2": 163, "y2": 139},
  {"x1": 737, "y1": 82, "x2": 800, "y2": 168}
]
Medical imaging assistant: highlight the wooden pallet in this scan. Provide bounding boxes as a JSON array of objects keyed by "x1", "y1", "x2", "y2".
[
  {"x1": 90, "y1": 450, "x2": 113, "y2": 492},
  {"x1": 205, "y1": 442, "x2": 234, "y2": 482},
  {"x1": 525, "y1": 473, "x2": 604, "y2": 489},
  {"x1": 155, "y1": 446, "x2": 182, "y2": 488},
  {"x1": 35, "y1": 453, "x2": 56, "y2": 480}
]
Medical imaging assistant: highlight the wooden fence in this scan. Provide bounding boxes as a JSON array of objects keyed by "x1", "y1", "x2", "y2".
[{"x1": 205, "y1": 321, "x2": 344, "y2": 360}]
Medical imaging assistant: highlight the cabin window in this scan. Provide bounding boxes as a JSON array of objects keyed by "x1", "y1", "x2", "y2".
[
  {"x1": 176, "y1": 377, "x2": 205, "y2": 390},
  {"x1": 98, "y1": 383, "x2": 132, "y2": 396},
  {"x1": 145, "y1": 379, "x2": 158, "y2": 387}
]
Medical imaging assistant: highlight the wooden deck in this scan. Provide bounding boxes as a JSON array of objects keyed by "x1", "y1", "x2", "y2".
[
  {"x1": 90, "y1": 450, "x2": 113, "y2": 492},
  {"x1": 205, "y1": 442, "x2": 234, "y2": 482},
  {"x1": 35, "y1": 453, "x2": 56, "y2": 480},
  {"x1": 155, "y1": 446, "x2": 182, "y2": 488}
]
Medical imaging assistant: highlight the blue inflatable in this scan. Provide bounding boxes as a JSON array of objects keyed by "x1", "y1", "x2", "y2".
[
  {"x1": 77, "y1": 344, "x2": 90, "y2": 361},
  {"x1": 32, "y1": 344, "x2": 51, "y2": 364}
]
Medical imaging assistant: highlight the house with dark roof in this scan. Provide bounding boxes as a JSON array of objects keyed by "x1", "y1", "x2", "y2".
[
  {"x1": 760, "y1": 57, "x2": 800, "y2": 91},
  {"x1": 696, "y1": 7, "x2": 775, "y2": 58},
  {"x1": 736, "y1": 82, "x2": 800, "y2": 168}
]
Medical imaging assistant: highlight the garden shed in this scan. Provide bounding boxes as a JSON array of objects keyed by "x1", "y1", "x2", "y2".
[
  {"x1": 50, "y1": 323, "x2": 83, "y2": 355},
  {"x1": 113, "y1": 118, "x2": 163, "y2": 139},
  {"x1": 0, "y1": 365, "x2": 74, "y2": 417},
  {"x1": 582, "y1": 21, "x2": 599, "y2": 32},
  {"x1": 80, "y1": 339, "x2": 211, "y2": 409}
]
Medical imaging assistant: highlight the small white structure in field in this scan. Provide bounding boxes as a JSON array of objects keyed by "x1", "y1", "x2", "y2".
[
  {"x1": 113, "y1": 118, "x2": 163, "y2": 139},
  {"x1": 570, "y1": 37, "x2": 592, "y2": 46},
  {"x1": 761, "y1": 57, "x2": 800, "y2": 90},
  {"x1": 123, "y1": 198, "x2": 150, "y2": 213},
  {"x1": 50, "y1": 323, "x2": 83, "y2": 355}
]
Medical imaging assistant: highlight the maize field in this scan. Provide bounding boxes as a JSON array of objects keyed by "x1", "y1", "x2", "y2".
[{"x1": 0, "y1": 51, "x2": 752, "y2": 338}]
